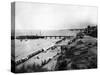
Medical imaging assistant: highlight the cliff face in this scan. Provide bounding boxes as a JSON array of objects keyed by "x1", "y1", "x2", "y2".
[{"x1": 55, "y1": 28, "x2": 97, "y2": 70}]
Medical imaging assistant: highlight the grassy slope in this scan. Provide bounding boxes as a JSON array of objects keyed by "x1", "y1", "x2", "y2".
[{"x1": 55, "y1": 33, "x2": 97, "y2": 70}]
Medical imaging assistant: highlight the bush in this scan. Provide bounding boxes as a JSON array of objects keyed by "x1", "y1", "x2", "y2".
[{"x1": 84, "y1": 25, "x2": 97, "y2": 38}]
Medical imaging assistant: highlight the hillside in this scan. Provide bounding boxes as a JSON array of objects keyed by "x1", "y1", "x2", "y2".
[{"x1": 55, "y1": 26, "x2": 97, "y2": 70}]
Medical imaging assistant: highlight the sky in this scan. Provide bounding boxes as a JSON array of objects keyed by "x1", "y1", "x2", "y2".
[{"x1": 15, "y1": 2, "x2": 98, "y2": 30}]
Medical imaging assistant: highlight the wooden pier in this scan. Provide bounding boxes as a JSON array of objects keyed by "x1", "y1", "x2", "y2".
[{"x1": 15, "y1": 35, "x2": 73, "y2": 40}]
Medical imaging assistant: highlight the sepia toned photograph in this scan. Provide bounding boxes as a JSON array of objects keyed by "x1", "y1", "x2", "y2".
[{"x1": 11, "y1": 2, "x2": 97, "y2": 73}]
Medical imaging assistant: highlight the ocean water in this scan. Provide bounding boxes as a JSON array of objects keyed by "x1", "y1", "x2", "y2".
[{"x1": 15, "y1": 38, "x2": 61, "y2": 61}]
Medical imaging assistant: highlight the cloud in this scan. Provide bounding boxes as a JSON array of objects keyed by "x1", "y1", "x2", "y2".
[{"x1": 15, "y1": 2, "x2": 97, "y2": 30}]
